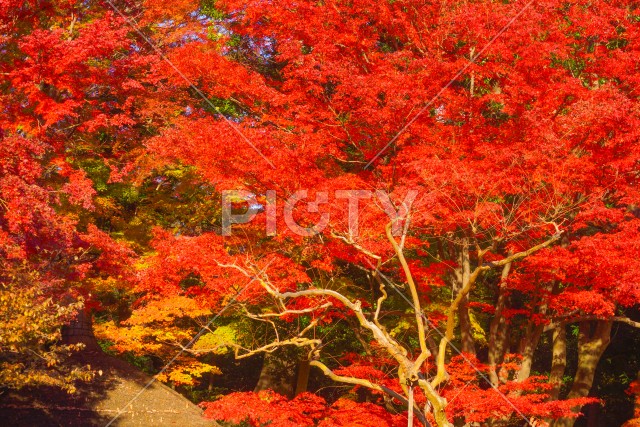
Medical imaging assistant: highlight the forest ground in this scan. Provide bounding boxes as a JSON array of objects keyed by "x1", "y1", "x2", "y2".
[{"x1": 0, "y1": 350, "x2": 218, "y2": 427}]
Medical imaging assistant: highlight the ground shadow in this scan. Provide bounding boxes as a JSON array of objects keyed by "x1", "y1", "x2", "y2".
[{"x1": 0, "y1": 350, "x2": 218, "y2": 426}]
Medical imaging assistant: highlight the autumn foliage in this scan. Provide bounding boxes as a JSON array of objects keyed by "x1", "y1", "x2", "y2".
[
  {"x1": 200, "y1": 390, "x2": 408, "y2": 427},
  {"x1": 1, "y1": 0, "x2": 640, "y2": 426}
]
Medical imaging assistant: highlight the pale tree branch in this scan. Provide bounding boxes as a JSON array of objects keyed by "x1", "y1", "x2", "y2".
[
  {"x1": 233, "y1": 336, "x2": 322, "y2": 359},
  {"x1": 385, "y1": 221, "x2": 431, "y2": 377},
  {"x1": 482, "y1": 228, "x2": 563, "y2": 269},
  {"x1": 245, "y1": 302, "x2": 333, "y2": 318},
  {"x1": 330, "y1": 231, "x2": 393, "y2": 338},
  {"x1": 193, "y1": 318, "x2": 322, "y2": 358},
  {"x1": 210, "y1": 242, "x2": 455, "y2": 425},
  {"x1": 546, "y1": 315, "x2": 640, "y2": 332},
  {"x1": 330, "y1": 231, "x2": 382, "y2": 261},
  {"x1": 432, "y1": 227, "x2": 564, "y2": 388},
  {"x1": 310, "y1": 360, "x2": 433, "y2": 427}
]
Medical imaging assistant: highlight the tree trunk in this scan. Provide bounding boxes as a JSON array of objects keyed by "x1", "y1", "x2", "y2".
[
  {"x1": 517, "y1": 285, "x2": 552, "y2": 383},
  {"x1": 61, "y1": 309, "x2": 100, "y2": 352},
  {"x1": 549, "y1": 322, "x2": 567, "y2": 400},
  {"x1": 516, "y1": 323, "x2": 544, "y2": 382},
  {"x1": 254, "y1": 350, "x2": 297, "y2": 398},
  {"x1": 295, "y1": 359, "x2": 311, "y2": 396},
  {"x1": 458, "y1": 299, "x2": 475, "y2": 354},
  {"x1": 553, "y1": 320, "x2": 613, "y2": 427},
  {"x1": 455, "y1": 239, "x2": 475, "y2": 355},
  {"x1": 488, "y1": 262, "x2": 512, "y2": 386}
]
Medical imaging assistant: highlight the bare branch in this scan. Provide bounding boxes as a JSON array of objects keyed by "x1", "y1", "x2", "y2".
[
  {"x1": 482, "y1": 228, "x2": 563, "y2": 269},
  {"x1": 330, "y1": 231, "x2": 382, "y2": 260},
  {"x1": 433, "y1": 229, "x2": 563, "y2": 388},
  {"x1": 310, "y1": 359, "x2": 386, "y2": 392},
  {"x1": 546, "y1": 316, "x2": 640, "y2": 331},
  {"x1": 245, "y1": 302, "x2": 333, "y2": 318},
  {"x1": 385, "y1": 222, "x2": 431, "y2": 375}
]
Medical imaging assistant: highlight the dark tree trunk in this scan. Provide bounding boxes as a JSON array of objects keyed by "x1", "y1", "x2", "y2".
[
  {"x1": 295, "y1": 359, "x2": 311, "y2": 396},
  {"x1": 516, "y1": 322, "x2": 544, "y2": 382},
  {"x1": 488, "y1": 262, "x2": 512, "y2": 386},
  {"x1": 517, "y1": 285, "x2": 552, "y2": 383},
  {"x1": 254, "y1": 350, "x2": 297, "y2": 398},
  {"x1": 458, "y1": 298, "x2": 475, "y2": 354},
  {"x1": 61, "y1": 309, "x2": 100, "y2": 352},
  {"x1": 453, "y1": 239, "x2": 476, "y2": 355},
  {"x1": 553, "y1": 320, "x2": 613, "y2": 427}
]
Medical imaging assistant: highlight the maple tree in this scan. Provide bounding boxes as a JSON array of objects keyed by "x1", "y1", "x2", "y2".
[
  {"x1": 0, "y1": 0, "x2": 146, "y2": 390},
  {"x1": 2, "y1": 0, "x2": 640, "y2": 426},
  {"x1": 0, "y1": 267, "x2": 93, "y2": 392},
  {"x1": 94, "y1": 0, "x2": 639, "y2": 425},
  {"x1": 200, "y1": 389, "x2": 408, "y2": 427}
]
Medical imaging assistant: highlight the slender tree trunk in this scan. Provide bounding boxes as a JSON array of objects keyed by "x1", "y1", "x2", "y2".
[
  {"x1": 427, "y1": 334, "x2": 439, "y2": 362},
  {"x1": 458, "y1": 299, "x2": 475, "y2": 354},
  {"x1": 549, "y1": 322, "x2": 567, "y2": 400},
  {"x1": 553, "y1": 320, "x2": 613, "y2": 427},
  {"x1": 517, "y1": 284, "x2": 552, "y2": 383},
  {"x1": 455, "y1": 239, "x2": 475, "y2": 355},
  {"x1": 488, "y1": 262, "x2": 512, "y2": 386},
  {"x1": 61, "y1": 309, "x2": 100, "y2": 352},
  {"x1": 516, "y1": 323, "x2": 544, "y2": 382}
]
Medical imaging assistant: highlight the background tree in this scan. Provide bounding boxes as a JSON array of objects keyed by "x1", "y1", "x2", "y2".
[
  {"x1": 2, "y1": 0, "x2": 639, "y2": 425},
  {"x1": 94, "y1": 0, "x2": 640, "y2": 425},
  {"x1": 0, "y1": 0, "x2": 149, "y2": 390}
]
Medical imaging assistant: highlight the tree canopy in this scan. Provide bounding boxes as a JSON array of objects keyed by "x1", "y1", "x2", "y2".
[{"x1": 1, "y1": 0, "x2": 639, "y2": 426}]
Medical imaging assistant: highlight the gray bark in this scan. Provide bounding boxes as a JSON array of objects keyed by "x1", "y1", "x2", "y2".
[{"x1": 254, "y1": 350, "x2": 297, "y2": 398}]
